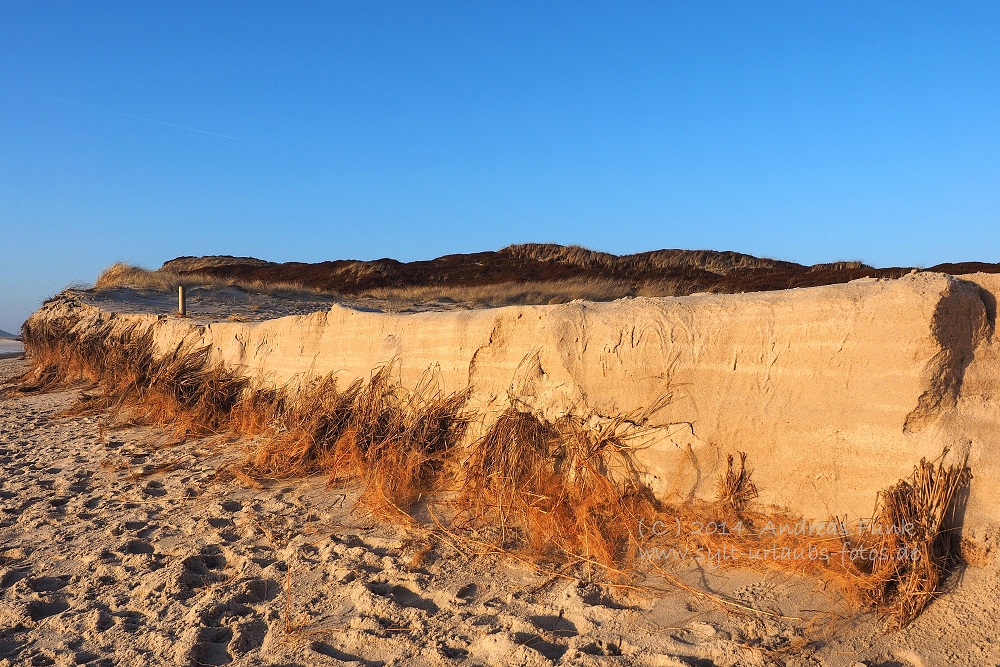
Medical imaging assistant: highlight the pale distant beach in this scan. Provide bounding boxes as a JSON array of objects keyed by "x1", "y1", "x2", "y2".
[{"x1": 0, "y1": 337, "x2": 23, "y2": 360}]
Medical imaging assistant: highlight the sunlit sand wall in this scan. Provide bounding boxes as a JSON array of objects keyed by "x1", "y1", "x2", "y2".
[{"x1": 32, "y1": 272, "x2": 1000, "y2": 543}]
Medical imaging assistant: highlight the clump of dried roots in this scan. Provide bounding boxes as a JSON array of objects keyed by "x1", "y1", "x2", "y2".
[
  {"x1": 856, "y1": 452, "x2": 971, "y2": 628},
  {"x1": 248, "y1": 365, "x2": 473, "y2": 519},
  {"x1": 717, "y1": 451, "x2": 759, "y2": 516},
  {"x1": 18, "y1": 314, "x2": 246, "y2": 435},
  {"x1": 456, "y1": 404, "x2": 660, "y2": 567}
]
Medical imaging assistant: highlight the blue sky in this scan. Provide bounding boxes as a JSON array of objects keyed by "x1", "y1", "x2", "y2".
[{"x1": 1, "y1": 2, "x2": 998, "y2": 333}]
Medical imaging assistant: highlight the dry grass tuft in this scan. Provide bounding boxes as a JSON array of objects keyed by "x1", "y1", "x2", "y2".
[
  {"x1": 717, "y1": 451, "x2": 759, "y2": 515},
  {"x1": 18, "y1": 311, "x2": 246, "y2": 435},
  {"x1": 247, "y1": 365, "x2": 473, "y2": 519},
  {"x1": 856, "y1": 453, "x2": 971, "y2": 627},
  {"x1": 95, "y1": 262, "x2": 182, "y2": 292},
  {"x1": 456, "y1": 405, "x2": 660, "y2": 567},
  {"x1": 245, "y1": 375, "x2": 358, "y2": 477}
]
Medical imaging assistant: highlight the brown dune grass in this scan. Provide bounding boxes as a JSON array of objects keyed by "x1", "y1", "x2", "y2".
[
  {"x1": 93, "y1": 261, "x2": 703, "y2": 306},
  {"x1": 94, "y1": 262, "x2": 337, "y2": 300},
  {"x1": 501, "y1": 243, "x2": 802, "y2": 274},
  {"x1": 99, "y1": 244, "x2": 1000, "y2": 314},
  {"x1": 12, "y1": 310, "x2": 973, "y2": 627},
  {"x1": 360, "y1": 277, "x2": 704, "y2": 306},
  {"x1": 87, "y1": 252, "x2": 920, "y2": 309}
]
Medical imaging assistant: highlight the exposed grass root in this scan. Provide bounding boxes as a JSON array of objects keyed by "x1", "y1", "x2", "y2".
[
  {"x1": 455, "y1": 405, "x2": 661, "y2": 568},
  {"x1": 17, "y1": 314, "x2": 97, "y2": 390},
  {"x1": 17, "y1": 312, "x2": 247, "y2": 435},
  {"x1": 247, "y1": 366, "x2": 473, "y2": 519},
  {"x1": 855, "y1": 452, "x2": 971, "y2": 628},
  {"x1": 717, "y1": 451, "x2": 759, "y2": 515}
]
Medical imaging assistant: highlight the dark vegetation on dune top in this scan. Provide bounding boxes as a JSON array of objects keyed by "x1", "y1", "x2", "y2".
[{"x1": 160, "y1": 243, "x2": 1000, "y2": 297}]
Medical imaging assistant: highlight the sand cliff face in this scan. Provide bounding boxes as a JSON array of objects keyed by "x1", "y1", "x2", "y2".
[{"x1": 26, "y1": 272, "x2": 1000, "y2": 545}]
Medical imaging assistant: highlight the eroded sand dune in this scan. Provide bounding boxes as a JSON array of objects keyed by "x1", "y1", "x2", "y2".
[
  {"x1": 7, "y1": 271, "x2": 1000, "y2": 664},
  {"x1": 27, "y1": 272, "x2": 1000, "y2": 547}
]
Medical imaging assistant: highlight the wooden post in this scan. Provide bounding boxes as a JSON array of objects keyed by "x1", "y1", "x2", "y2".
[{"x1": 178, "y1": 285, "x2": 187, "y2": 317}]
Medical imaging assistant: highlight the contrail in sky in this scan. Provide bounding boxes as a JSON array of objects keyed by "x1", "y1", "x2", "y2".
[{"x1": 0, "y1": 86, "x2": 237, "y2": 140}]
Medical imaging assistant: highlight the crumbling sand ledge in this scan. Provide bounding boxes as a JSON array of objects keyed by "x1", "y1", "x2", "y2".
[{"x1": 24, "y1": 272, "x2": 1000, "y2": 552}]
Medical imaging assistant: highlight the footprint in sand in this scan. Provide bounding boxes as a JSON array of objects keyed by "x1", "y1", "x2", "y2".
[
  {"x1": 26, "y1": 598, "x2": 70, "y2": 622},
  {"x1": 27, "y1": 575, "x2": 70, "y2": 593},
  {"x1": 142, "y1": 480, "x2": 167, "y2": 497}
]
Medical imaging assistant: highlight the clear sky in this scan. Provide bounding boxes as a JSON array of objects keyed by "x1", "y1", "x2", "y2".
[{"x1": 1, "y1": 2, "x2": 998, "y2": 333}]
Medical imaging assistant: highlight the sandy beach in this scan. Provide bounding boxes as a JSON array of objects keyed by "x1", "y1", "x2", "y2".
[{"x1": 2, "y1": 352, "x2": 999, "y2": 666}]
